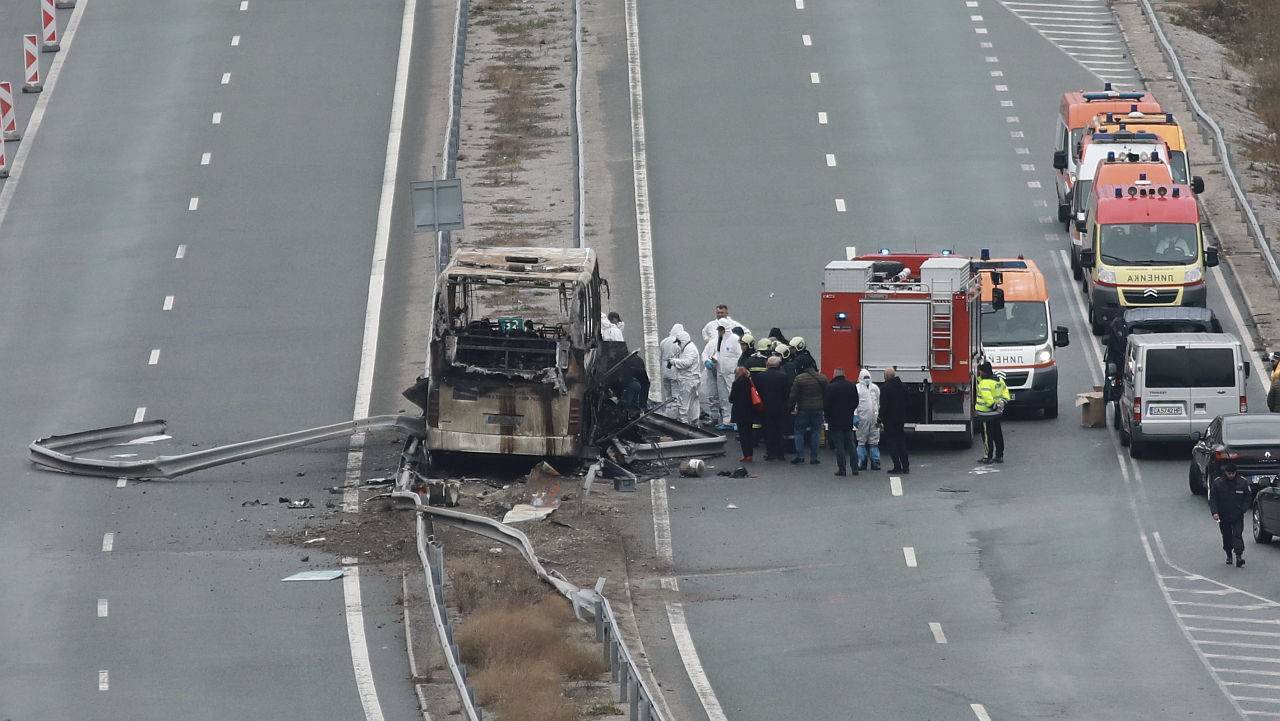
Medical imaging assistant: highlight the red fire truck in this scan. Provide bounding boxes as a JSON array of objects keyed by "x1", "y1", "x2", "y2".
[{"x1": 821, "y1": 253, "x2": 983, "y2": 445}]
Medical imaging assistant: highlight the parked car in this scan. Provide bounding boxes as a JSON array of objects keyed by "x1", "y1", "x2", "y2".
[
  {"x1": 1189, "y1": 414, "x2": 1280, "y2": 499},
  {"x1": 1103, "y1": 307, "x2": 1221, "y2": 428}
]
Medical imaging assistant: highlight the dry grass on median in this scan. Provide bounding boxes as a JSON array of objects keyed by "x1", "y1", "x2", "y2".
[
  {"x1": 1171, "y1": 0, "x2": 1280, "y2": 189},
  {"x1": 454, "y1": 595, "x2": 609, "y2": 721}
]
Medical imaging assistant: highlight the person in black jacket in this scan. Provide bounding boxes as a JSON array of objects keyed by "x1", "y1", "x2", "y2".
[
  {"x1": 879, "y1": 367, "x2": 910, "y2": 473},
  {"x1": 1210, "y1": 462, "x2": 1253, "y2": 567},
  {"x1": 823, "y1": 367, "x2": 859, "y2": 476},
  {"x1": 753, "y1": 356, "x2": 793, "y2": 461},
  {"x1": 727, "y1": 366, "x2": 758, "y2": 462}
]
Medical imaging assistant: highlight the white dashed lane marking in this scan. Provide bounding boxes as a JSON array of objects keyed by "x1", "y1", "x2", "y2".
[
  {"x1": 101, "y1": 533, "x2": 114, "y2": 553},
  {"x1": 825, "y1": 154, "x2": 836, "y2": 167},
  {"x1": 903, "y1": 547, "x2": 917, "y2": 567},
  {"x1": 834, "y1": 198, "x2": 846, "y2": 212},
  {"x1": 220, "y1": 72, "x2": 231, "y2": 85},
  {"x1": 930, "y1": 622, "x2": 948, "y2": 644},
  {"x1": 97, "y1": 599, "x2": 108, "y2": 617},
  {"x1": 133, "y1": 407, "x2": 146, "y2": 422},
  {"x1": 810, "y1": 72, "x2": 820, "y2": 84},
  {"x1": 889, "y1": 476, "x2": 902, "y2": 496},
  {"x1": 211, "y1": 111, "x2": 222, "y2": 124},
  {"x1": 817, "y1": 111, "x2": 827, "y2": 124},
  {"x1": 148, "y1": 349, "x2": 160, "y2": 365},
  {"x1": 802, "y1": 34, "x2": 811, "y2": 46},
  {"x1": 971, "y1": 703, "x2": 992, "y2": 721},
  {"x1": 98, "y1": 670, "x2": 109, "y2": 691},
  {"x1": 163, "y1": 295, "x2": 174, "y2": 310},
  {"x1": 188, "y1": 197, "x2": 199, "y2": 211},
  {"x1": 231, "y1": 35, "x2": 240, "y2": 46}
]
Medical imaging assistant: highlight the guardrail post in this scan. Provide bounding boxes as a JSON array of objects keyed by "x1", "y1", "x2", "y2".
[
  {"x1": 594, "y1": 600, "x2": 604, "y2": 641},
  {"x1": 628, "y1": 677, "x2": 640, "y2": 720},
  {"x1": 619, "y1": 666, "x2": 629, "y2": 702},
  {"x1": 609, "y1": 640, "x2": 619, "y2": 683},
  {"x1": 602, "y1": 625, "x2": 612, "y2": 664},
  {"x1": 640, "y1": 697, "x2": 652, "y2": 721}
]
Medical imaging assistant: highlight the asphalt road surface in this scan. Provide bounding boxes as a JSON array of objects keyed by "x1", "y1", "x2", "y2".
[
  {"x1": 638, "y1": 1, "x2": 1277, "y2": 719},
  {"x1": 0, "y1": 1, "x2": 426, "y2": 718}
]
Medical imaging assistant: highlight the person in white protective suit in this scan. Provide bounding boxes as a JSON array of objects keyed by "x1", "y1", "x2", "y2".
[
  {"x1": 659, "y1": 324, "x2": 685, "y2": 402},
  {"x1": 670, "y1": 328, "x2": 702, "y2": 424},
  {"x1": 701, "y1": 304, "x2": 751, "y2": 344},
  {"x1": 855, "y1": 368, "x2": 882, "y2": 471},
  {"x1": 601, "y1": 311, "x2": 625, "y2": 342},
  {"x1": 701, "y1": 321, "x2": 741, "y2": 429}
]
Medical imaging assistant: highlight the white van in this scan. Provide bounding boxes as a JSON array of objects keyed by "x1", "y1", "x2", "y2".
[{"x1": 1114, "y1": 333, "x2": 1250, "y2": 458}]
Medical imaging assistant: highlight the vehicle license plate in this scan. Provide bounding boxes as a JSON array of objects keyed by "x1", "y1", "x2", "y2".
[{"x1": 1146, "y1": 405, "x2": 1183, "y2": 416}]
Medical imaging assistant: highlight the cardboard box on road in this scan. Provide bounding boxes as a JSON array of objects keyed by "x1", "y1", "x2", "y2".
[{"x1": 1076, "y1": 386, "x2": 1106, "y2": 428}]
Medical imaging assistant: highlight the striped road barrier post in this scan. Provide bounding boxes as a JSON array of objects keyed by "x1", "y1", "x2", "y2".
[
  {"x1": 41, "y1": 0, "x2": 60, "y2": 52},
  {"x1": 0, "y1": 82, "x2": 19, "y2": 141},
  {"x1": 0, "y1": 135, "x2": 8, "y2": 178},
  {"x1": 22, "y1": 35, "x2": 42, "y2": 93}
]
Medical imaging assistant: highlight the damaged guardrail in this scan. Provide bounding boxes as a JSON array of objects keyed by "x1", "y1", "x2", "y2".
[
  {"x1": 28, "y1": 416, "x2": 425, "y2": 479},
  {"x1": 401, "y1": 497, "x2": 670, "y2": 721}
]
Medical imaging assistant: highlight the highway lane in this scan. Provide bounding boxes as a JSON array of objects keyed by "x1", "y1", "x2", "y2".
[
  {"x1": 638, "y1": 0, "x2": 1271, "y2": 718},
  {"x1": 0, "y1": 1, "x2": 422, "y2": 718}
]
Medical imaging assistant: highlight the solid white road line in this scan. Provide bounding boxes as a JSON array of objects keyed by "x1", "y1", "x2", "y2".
[
  {"x1": 624, "y1": 0, "x2": 661, "y2": 389},
  {"x1": 929, "y1": 622, "x2": 947, "y2": 644},
  {"x1": 97, "y1": 599, "x2": 108, "y2": 617},
  {"x1": 335, "y1": 0, "x2": 419, "y2": 718},
  {"x1": 903, "y1": 547, "x2": 917, "y2": 567},
  {"x1": 342, "y1": 561, "x2": 383, "y2": 721},
  {"x1": 101, "y1": 533, "x2": 114, "y2": 552},
  {"x1": 652, "y1": 481, "x2": 673, "y2": 562},
  {"x1": 890, "y1": 476, "x2": 902, "y2": 496}
]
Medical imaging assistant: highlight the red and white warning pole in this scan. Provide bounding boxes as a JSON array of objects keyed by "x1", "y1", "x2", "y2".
[
  {"x1": 0, "y1": 130, "x2": 8, "y2": 179},
  {"x1": 41, "y1": 0, "x2": 61, "y2": 53},
  {"x1": 23, "y1": 35, "x2": 42, "y2": 93},
  {"x1": 0, "y1": 82, "x2": 19, "y2": 141}
]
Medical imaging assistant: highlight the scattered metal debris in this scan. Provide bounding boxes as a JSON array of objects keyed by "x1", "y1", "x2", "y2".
[{"x1": 281, "y1": 570, "x2": 344, "y2": 582}]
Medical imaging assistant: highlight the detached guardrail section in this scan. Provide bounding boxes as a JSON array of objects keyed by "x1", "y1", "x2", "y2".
[
  {"x1": 395, "y1": 491, "x2": 671, "y2": 721},
  {"x1": 1136, "y1": 0, "x2": 1280, "y2": 295}
]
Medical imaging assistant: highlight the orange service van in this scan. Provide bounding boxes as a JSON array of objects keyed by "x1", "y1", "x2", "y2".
[
  {"x1": 1086, "y1": 110, "x2": 1203, "y2": 192},
  {"x1": 1079, "y1": 182, "x2": 1217, "y2": 335},
  {"x1": 1053, "y1": 85, "x2": 1161, "y2": 225}
]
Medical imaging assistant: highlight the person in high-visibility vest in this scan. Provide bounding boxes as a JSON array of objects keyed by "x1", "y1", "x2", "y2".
[{"x1": 975, "y1": 362, "x2": 1011, "y2": 464}]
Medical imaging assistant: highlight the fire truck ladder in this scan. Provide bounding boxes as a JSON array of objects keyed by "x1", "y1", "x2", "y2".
[{"x1": 930, "y1": 295, "x2": 954, "y2": 369}]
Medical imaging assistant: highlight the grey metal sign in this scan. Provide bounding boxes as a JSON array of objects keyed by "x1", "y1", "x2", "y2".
[{"x1": 411, "y1": 178, "x2": 465, "y2": 233}]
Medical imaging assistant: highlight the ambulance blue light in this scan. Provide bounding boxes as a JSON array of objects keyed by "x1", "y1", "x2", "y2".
[
  {"x1": 941, "y1": 249, "x2": 953, "y2": 255},
  {"x1": 878, "y1": 248, "x2": 891, "y2": 255},
  {"x1": 835, "y1": 311, "x2": 848, "y2": 322}
]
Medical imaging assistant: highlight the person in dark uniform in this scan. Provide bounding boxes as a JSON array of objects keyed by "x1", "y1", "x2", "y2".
[
  {"x1": 879, "y1": 366, "x2": 910, "y2": 473},
  {"x1": 1210, "y1": 462, "x2": 1252, "y2": 567},
  {"x1": 753, "y1": 356, "x2": 792, "y2": 461},
  {"x1": 823, "y1": 367, "x2": 859, "y2": 476}
]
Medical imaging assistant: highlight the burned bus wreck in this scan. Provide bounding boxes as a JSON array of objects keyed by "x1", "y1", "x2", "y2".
[{"x1": 407, "y1": 248, "x2": 605, "y2": 458}]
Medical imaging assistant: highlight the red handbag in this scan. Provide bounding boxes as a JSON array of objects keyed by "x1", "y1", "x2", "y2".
[{"x1": 749, "y1": 379, "x2": 764, "y2": 412}]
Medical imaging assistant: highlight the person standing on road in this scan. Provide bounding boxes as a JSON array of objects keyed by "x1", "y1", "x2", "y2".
[
  {"x1": 669, "y1": 328, "x2": 702, "y2": 425},
  {"x1": 789, "y1": 363, "x2": 828, "y2": 465},
  {"x1": 855, "y1": 369, "x2": 882, "y2": 471},
  {"x1": 659, "y1": 323, "x2": 685, "y2": 402},
  {"x1": 702, "y1": 304, "x2": 750, "y2": 344},
  {"x1": 975, "y1": 362, "x2": 1010, "y2": 464},
  {"x1": 880, "y1": 366, "x2": 910, "y2": 474},
  {"x1": 754, "y1": 356, "x2": 792, "y2": 461},
  {"x1": 728, "y1": 366, "x2": 758, "y2": 462},
  {"x1": 1210, "y1": 462, "x2": 1252, "y2": 567},
  {"x1": 824, "y1": 367, "x2": 859, "y2": 476},
  {"x1": 703, "y1": 322, "x2": 740, "y2": 429},
  {"x1": 601, "y1": 311, "x2": 625, "y2": 342}
]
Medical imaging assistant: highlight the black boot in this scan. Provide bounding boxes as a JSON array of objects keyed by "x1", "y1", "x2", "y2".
[
  {"x1": 1237, "y1": 554, "x2": 1246, "y2": 567},
  {"x1": 1227, "y1": 552, "x2": 1235, "y2": 565}
]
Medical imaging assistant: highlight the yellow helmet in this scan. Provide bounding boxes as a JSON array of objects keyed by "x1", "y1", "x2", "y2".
[
  {"x1": 756, "y1": 338, "x2": 774, "y2": 352},
  {"x1": 740, "y1": 333, "x2": 755, "y2": 346}
]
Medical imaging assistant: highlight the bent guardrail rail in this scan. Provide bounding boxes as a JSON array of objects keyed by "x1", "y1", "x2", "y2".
[
  {"x1": 401, "y1": 498, "x2": 670, "y2": 721},
  {"x1": 29, "y1": 415, "x2": 425, "y2": 479},
  {"x1": 1136, "y1": 0, "x2": 1280, "y2": 293}
]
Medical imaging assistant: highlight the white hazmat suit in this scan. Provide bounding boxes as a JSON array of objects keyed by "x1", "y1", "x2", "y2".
[
  {"x1": 601, "y1": 313, "x2": 625, "y2": 342},
  {"x1": 856, "y1": 368, "x2": 882, "y2": 469},
  {"x1": 659, "y1": 324, "x2": 684, "y2": 401},
  {"x1": 670, "y1": 330, "x2": 702, "y2": 424},
  {"x1": 701, "y1": 322, "x2": 740, "y2": 426},
  {"x1": 702, "y1": 316, "x2": 751, "y2": 344}
]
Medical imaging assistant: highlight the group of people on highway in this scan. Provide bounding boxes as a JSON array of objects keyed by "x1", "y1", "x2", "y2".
[{"x1": 656, "y1": 305, "x2": 910, "y2": 476}]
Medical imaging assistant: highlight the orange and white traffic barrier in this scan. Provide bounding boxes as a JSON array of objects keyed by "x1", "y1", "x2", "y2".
[
  {"x1": 23, "y1": 35, "x2": 42, "y2": 93},
  {"x1": 41, "y1": 0, "x2": 60, "y2": 52},
  {"x1": 0, "y1": 82, "x2": 19, "y2": 141},
  {"x1": 0, "y1": 133, "x2": 8, "y2": 179}
]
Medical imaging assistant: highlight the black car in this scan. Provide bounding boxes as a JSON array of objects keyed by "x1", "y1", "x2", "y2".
[{"x1": 1189, "y1": 415, "x2": 1280, "y2": 528}]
